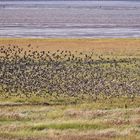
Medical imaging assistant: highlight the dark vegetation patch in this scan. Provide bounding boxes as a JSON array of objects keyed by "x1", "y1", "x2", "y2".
[{"x1": 31, "y1": 123, "x2": 108, "y2": 131}]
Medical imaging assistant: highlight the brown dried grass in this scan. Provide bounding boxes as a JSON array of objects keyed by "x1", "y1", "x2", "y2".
[{"x1": 0, "y1": 38, "x2": 140, "y2": 55}]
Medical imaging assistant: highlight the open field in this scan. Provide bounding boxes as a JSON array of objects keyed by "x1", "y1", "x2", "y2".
[
  {"x1": 0, "y1": 99, "x2": 140, "y2": 140},
  {"x1": 0, "y1": 38, "x2": 140, "y2": 140}
]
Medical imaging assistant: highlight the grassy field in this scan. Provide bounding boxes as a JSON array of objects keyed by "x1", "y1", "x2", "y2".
[
  {"x1": 0, "y1": 38, "x2": 140, "y2": 140},
  {"x1": 0, "y1": 98, "x2": 140, "y2": 140}
]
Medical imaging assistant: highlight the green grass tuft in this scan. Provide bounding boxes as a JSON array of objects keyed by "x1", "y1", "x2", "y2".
[{"x1": 31, "y1": 123, "x2": 107, "y2": 131}]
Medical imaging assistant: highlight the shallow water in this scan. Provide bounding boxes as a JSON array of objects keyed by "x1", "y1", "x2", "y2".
[{"x1": 0, "y1": 0, "x2": 140, "y2": 38}]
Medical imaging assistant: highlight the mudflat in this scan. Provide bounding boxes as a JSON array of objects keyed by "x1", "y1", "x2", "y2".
[{"x1": 1, "y1": 1, "x2": 140, "y2": 38}]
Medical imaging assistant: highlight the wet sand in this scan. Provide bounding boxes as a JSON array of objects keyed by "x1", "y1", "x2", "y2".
[{"x1": 0, "y1": 0, "x2": 140, "y2": 38}]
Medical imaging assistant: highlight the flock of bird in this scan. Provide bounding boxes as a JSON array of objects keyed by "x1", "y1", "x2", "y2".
[{"x1": 0, "y1": 45, "x2": 140, "y2": 100}]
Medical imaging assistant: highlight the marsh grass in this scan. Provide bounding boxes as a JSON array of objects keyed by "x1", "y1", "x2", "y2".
[
  {"x1": 0, "y1": 101, "x2": 140, "y2": 140},
  {"x1": 0, "y1": 39, "x2": 140, "y2": 140}
]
